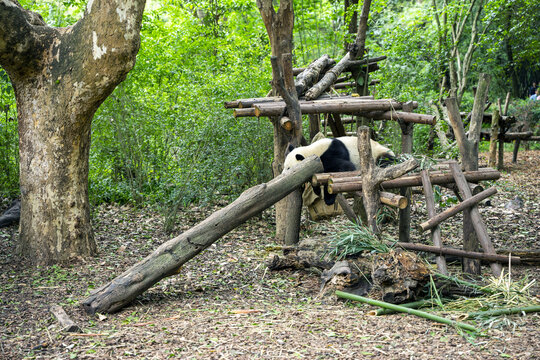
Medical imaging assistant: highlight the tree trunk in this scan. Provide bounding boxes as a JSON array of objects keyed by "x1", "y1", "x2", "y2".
[{"x1": 0, "y1": 0, "x2": 146, "y2": 264}]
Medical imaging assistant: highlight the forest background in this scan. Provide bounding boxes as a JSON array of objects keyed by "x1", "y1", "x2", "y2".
[{"x1": 1, "y1": 0, "x2": 539, "y2": 221}]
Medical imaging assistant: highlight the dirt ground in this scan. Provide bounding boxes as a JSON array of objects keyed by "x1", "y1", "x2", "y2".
[{"x1": 1, "y1": 150, "x2": 539, "y2": 360}]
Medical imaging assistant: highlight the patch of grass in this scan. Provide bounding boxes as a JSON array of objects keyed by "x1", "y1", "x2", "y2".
[{"x1": 326, "y1": 222, "x2": 395, "y2": 260}]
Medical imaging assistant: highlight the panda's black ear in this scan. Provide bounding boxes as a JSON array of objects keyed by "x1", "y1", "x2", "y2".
[
  {"x1": 295, "y1": 154, "x2": 305, "y2": 161},
  {"x1": 284, "y1": 143, "x2": 296, "y2": 157}
]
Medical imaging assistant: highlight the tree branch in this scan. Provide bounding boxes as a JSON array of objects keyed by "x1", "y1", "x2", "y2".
[{"x1": 0, "y1": 0, "x2": 49, "y2": 78}]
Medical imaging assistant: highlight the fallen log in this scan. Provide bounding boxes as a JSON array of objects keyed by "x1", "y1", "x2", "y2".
[
  {"x1": 419, "y1": 187, "x2": 497, "y2": 232},
  {"x1": 327, "y1": 169, "x2": 500, "y2": 193},
  {"x1": 82, "y1": 157, "x2": 324, "y2": 314},
  {"x1": 396, "y1": 242, "x2": 520, "y2": 264}
]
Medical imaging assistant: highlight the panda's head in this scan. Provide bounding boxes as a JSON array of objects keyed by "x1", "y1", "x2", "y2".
[{"x1": 283, "y1": 143, "x2": 305, "y2": 171}]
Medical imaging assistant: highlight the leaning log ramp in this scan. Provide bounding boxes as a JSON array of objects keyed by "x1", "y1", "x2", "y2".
[{"x1": 82, "y1": 157, "x2": 324, "y2": 314}]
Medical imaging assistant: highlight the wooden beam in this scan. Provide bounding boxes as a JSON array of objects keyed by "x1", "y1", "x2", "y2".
[
  {"x1": 396, "y1": 242, "x2": 520, "y2": 264},
  {"x1": 419, "y1": 187, "x2": 497, "y2": 232},
  {"x1": 449, "y1": 162, "x2": 502, "y2": 277},
  {"x1": 327, "y1": 169, "x2": 500, "y2": 193},
  {"x1": 420, "y1": 170, "x2": 448, "y2": 275}
]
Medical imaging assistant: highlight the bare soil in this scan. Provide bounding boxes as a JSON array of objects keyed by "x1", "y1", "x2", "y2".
[{"x1": 1, "y1": 150, "x2": 539, "y2": 360}]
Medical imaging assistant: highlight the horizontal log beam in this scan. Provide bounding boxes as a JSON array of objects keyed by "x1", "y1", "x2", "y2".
[
  {"x1": 254, "y1": 99, "x2": 418, "y2": 117},
  {"x1": 233, "y1": 108, "x2": 256, "y2": 118},
  {"x1": 327, "y1": 169, "x2": 500, "y2": 194},
  {"x1": 419, "y1": 187, "x2": 497, "y2": 232},
  {"x1": 380, "y1": 191, "x2": 408, "y2": 209},
  {"x1": 396, "y1": 242, "x2": 520, "y2": 264}
]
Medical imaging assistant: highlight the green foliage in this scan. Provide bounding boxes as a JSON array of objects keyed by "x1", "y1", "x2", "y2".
[
  {"x1": 1, "y1": 0, "x2": 538, "y2": 208},
  {"x1": 0, "y1": 70, "x2": 18, "y2": 198},
  {"x1": 327, "y1": 222, "x2": 394, "y2": 260},
  {"x1": 89, "y1": 1, "x2": 273, "y2": 206}
]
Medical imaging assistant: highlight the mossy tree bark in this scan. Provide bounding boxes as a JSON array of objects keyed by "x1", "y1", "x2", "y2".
[{"x1": 0, "y1": 0, "x2": 146, "y2": 264}]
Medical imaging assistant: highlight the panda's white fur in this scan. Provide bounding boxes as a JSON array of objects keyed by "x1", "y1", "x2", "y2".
[
  {"x1": 283, "y1": 136, "x2": 395, "y2": 171},
  {"x1": 283, "y1": 136, "x2": 395, "y2": 205}
]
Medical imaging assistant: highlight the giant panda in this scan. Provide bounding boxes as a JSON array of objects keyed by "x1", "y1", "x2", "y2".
[{"x1": 283, "y1": 136, "x2": 395, "y2": 205}]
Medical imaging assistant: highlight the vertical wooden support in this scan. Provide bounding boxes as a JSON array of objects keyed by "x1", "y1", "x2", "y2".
[
  {"x1": 336, "y1": 194, "x2": 359, "y2": 224},
  {"x1": 497, "y1": 132, "x2": 505, "y2": 170},
  {"x1": 284, "y1": 188, "x2": 303, "y2": 245},
  {"x1": 512, "y1": 139, "x2": 520, "y2": 163},
  {"x1": 357, "y1": 127, "x2": 380, "y2": 234},
  {"x1": 488, "y1": 108, "x2": 500, "y2": 168},
  {"x1": 398, "y1": 106, "x2": 414, "y2": 243},
  {"x1": 308, "y1": 114, "x2": 320, "y2": 141},
  {"x1": 449, "y1": 162, "x2": 502, "y2": 277},
  {"x1": 420, "y1": 170, "x2": 448, "y2": 275}
]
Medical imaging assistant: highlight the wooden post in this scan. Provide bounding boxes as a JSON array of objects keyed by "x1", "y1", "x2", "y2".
[
  {"x1": 444, "y1": 74, "x2": 490, "y2": 275},
  {"x1": 256, "y1": 0, "x2": 305, "y2": 244},
  {"x1": 419, "y1": 187, "x2": 497, "y2": 232},
  {"x1": 449, "y1": 162, "x2": 502, "y2": 277},
  {"x1": 308, "y1": 114, "x2": 320, "y2": 141},
  {"x1": 420, "y1": 170, "x2": 448, "y2": 275},
  {"x1": 488, "y1": 108, "x2": 500, "y2": 168},
  {"x1": 356, "y1": 126, "x2": 418, "y2": 234},
  {"x1": 398, "y1": 105, "x2": 414, "y2": 243}
]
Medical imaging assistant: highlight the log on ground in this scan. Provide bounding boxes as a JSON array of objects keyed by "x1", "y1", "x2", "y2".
[{"x1": 82, "y1": 156, "x2": 324, "y2": 314}]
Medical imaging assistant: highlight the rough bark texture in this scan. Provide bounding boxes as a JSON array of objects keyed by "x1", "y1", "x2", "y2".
[
  {"x1": 256, "y1": 0, "x2": 304, "y2": 244},
  {"x1": 398, "y1": 120, "x2": 413, "y2": 243},
  {"x1": 420, "y1": 170, "x2": 448, "y2": 275},
  {"x1": 0, "y1": 0, "x2": 146, "y2": 264},
  {"x1": 356, "y1": 127, "x2": 418, "y2": 234},
  {"x1": 488, "y1": 109, "x2": 500, "y2": 167},
  {"x1": 444, "y1": 74, "x2": 490, "y2": 275},
  {"x1": 449, "y1": 162, "x2": 502, "y2": 277},
  {"x1": 82, "y1": 157, "x2": 323, "y2": 314}
]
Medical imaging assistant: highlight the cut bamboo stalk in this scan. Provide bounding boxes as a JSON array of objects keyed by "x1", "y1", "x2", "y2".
[
  {"x1": 420, "y1": 170, "x2": 448, "y2": 275},
  {"x1": 449, "y1": 162, "x2": 502, "y2": 277},
  {"x1": 419, "y1": 187, "x2": 497, "y2": 232},
  {"x1": 468, "y1": 305, "x2": 540, "y2": 318},
  {"x1": 335, "y1": 291, "x2": 478, "y2": 333}
]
